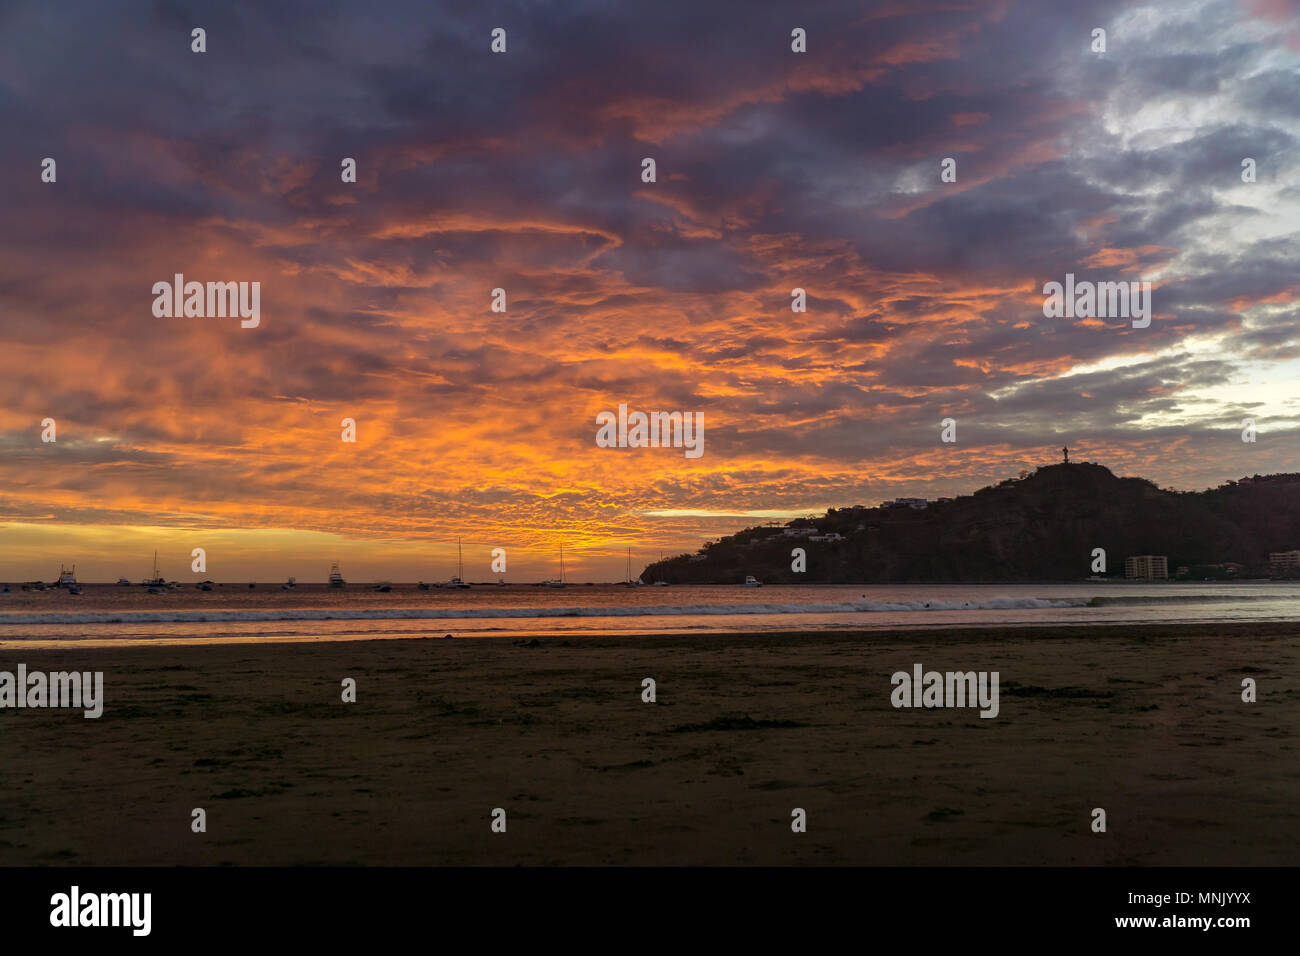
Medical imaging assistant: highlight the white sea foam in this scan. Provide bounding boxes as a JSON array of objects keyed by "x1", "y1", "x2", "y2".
[{"x1": 0, "y1": 596, "x2": 1088, "y2": 626}]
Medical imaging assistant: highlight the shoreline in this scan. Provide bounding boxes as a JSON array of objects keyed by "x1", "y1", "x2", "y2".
[
  {"x1": 8, "y1": 578, "x2": 1294, "y2": 585},
  {"x1": 3, "y1": 618, "x2": 1300, "y2": 651}
]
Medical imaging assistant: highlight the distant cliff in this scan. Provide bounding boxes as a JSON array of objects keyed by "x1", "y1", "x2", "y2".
[{"x1": 640, "y1": 463, "x2": 1300, "y2": 584}]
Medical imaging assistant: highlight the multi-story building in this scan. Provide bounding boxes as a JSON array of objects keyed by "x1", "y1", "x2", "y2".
[
  {"x1": 1268, "y1": 550, "x2": 1300, "y2": 571},
  {"x1": 1124, "y1": 555, "x2": 1168, "y2": 580}
]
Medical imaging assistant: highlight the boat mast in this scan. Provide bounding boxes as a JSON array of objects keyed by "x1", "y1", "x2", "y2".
[{"x1": 458, "y1": 537, "x2": 464, "y2": 580}]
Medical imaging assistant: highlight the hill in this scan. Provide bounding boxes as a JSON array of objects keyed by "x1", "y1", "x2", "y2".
[{"x1": 640, "y1": 462, "x2": 1300, "y2": 584}]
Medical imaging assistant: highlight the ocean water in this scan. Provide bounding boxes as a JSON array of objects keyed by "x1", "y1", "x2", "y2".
[{"x1": 0, "y1": 581, "x2": 1297, "y2": 647}]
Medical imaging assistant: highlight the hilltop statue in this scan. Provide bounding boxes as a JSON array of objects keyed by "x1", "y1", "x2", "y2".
[{"x1": 1063, "y1": 446, "x2": 1069, "y2": 464}]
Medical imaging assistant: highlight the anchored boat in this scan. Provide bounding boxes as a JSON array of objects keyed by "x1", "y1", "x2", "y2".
[
  {"x1": 141, "y1": 552, "x2": 166, "y2": 588},
  {"x1": 543, "y1": 543, "x2": 567, "y2": 588},
  {"x1": 441, "y1": 539, "x2": 471, "y2": 589}
]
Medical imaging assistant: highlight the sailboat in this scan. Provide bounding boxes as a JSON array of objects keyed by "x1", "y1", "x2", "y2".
[
  {"x1": 544, "y1": 543, "x2": 567, "y2": 588},
  {"x1": 440, "y1": 538, "x2": 471, "y2": 588},
  {"x1": 650, "y1": 549, "x2": 669, "y2": 586},
  {"x1": 622, "y1": 548, "x2": 643, "y2": 587},
  {"x1": 142, "y1": 551, "x2": 167, "y2": 590}
]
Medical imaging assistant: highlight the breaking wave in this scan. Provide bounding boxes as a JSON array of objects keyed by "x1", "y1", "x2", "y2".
[{"x1": 0, "y1": 596, "x2": 1089, "y2": 625}]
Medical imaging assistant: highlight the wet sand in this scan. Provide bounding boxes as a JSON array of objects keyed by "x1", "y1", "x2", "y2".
[{"x1": 0, "y1": 622, "x2": 1296, "y2": 865}]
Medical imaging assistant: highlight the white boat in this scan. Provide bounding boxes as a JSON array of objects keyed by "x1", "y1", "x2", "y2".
[
  {"x1": 329, "y1": 562, "x2": 346, "y2": 589},
  {"x1": 649, "y1": 551, "x2": 669, "y2": 586},
  {"x1": 116, "y1": 578, "x2": 130, "y2": 586},
  {"x1": 141, "y1": 551, "x2": 166, "y2": 588},
  {"x1": 622, "y1": 548, "x2": 644, "y2": 587},
  {"x1": 543, "y1": 543, "x2": 567, "y2": 588},
  {"x1": 441, "y1": 539, "x2": 471, "y2": 588},
  {"x1": 743, "y1": 575, "x2": 763, "y2": 587},
  {"x1": 56, "y1": 564, "x2": 77, "y2": 588}
]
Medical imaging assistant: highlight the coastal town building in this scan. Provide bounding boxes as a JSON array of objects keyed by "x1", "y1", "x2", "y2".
[
  {"x1": 1124, "y1": 555, "x2": 1168, "y2": 580},
  {"x1": 882, "y1": 498, "x2": 929, "y2": 510},
  {"x1": 1268, "y1": 550, "x2": 1300, "y2": 571}
]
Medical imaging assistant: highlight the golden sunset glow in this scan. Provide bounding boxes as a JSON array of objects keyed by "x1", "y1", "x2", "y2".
[{"x1": 2, "y1": 0, "x2": 1298, "y2": 582}]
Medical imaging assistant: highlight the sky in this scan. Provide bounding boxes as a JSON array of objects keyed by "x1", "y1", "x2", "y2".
[{"x1": 1, "y1": 0, "x2": 1298, "y2": 583}]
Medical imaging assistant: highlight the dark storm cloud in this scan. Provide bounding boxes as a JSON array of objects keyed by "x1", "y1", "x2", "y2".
[{"x1": 0, "y1": 0, "x2": 1297, "y2": 564}]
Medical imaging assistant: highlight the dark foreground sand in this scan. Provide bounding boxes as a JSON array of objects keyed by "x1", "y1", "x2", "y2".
[{"x1": 0, "y1": 623, "x2": 1296, "y2": 865}]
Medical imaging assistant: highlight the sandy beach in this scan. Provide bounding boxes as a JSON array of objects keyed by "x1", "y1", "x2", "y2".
[{"x1": 1, "y1": 622, "x2": 1296, "y2": 866}]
